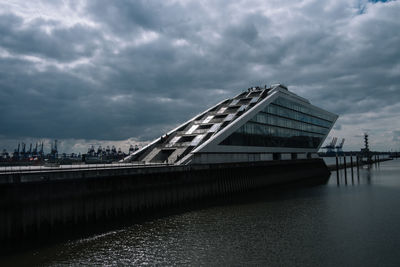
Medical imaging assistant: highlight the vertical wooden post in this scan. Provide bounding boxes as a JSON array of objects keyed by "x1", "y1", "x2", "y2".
[
  {"x1": 336, "y1": 156, "x2": 339, "y2": 185},
  {"x1": 356, "y1": 155, "x2": 360, "y2": 180},
  {"x1": 350, "y1": 154, "x2": 354, "y2": 184},
  {"x1": 344, "y1": 156, "x2": 347, "y2": 185}
]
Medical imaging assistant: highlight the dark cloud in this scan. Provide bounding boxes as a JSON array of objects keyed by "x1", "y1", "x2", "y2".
[
  {"x1": 0, "y1": 0, "x2": 400, "y2": 152},
  {"x1": 0, "y1": 13, "x2": 101, "y2": 62}
]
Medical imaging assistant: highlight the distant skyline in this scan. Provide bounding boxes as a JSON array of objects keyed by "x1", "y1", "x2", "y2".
[{"x1": 1, "y1": 0, "x2": 399, "y2": 153}]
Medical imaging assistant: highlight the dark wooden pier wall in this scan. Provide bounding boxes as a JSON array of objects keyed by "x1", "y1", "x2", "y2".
[{"x1": 0, "y1": 159, "x2": 329, "y2": 252}]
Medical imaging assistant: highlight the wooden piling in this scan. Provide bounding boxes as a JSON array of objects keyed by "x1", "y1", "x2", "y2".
[
  {"x1": 356, "y1": 155, "x2": 359, "y2": 170},
  {"x1": 344, "y1": 156, "x2": 347, "y2": 185},
  {"x1": 350, "y1": 155, "x2": 354, "y2": 183},
  {"x1": 336, "y1": 156, "x2": 339, "y2": 184}
]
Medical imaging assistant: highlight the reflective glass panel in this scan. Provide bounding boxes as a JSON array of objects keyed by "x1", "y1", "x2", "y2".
[{"x1": 220, "y1": 97, "x2": 335, "y2": 148}]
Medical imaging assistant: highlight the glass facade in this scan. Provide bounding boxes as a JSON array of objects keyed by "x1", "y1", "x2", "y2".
[{"x1": 220, "y1": 97, "x2": 335, "y2": 149}]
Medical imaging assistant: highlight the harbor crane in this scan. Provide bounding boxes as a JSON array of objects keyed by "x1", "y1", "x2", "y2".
[
  {"x1": 39, "y1": 142, "x2": 44, "y2": 157},
  {"x1": 322, "y1": 137, "x2": 337, "y2": 154},
  {"x1": 50, "y1": 140, "x2": 58, "y2": 159},
  {"x1": 336, "y1": 138, "x2": 345, "y2": 155},
  {"x1": 33, "y1": 143, "x2": 38, "y2": 156},
  {"x1": 21, "y1": 143, "x2": 26, "y2": 158}
]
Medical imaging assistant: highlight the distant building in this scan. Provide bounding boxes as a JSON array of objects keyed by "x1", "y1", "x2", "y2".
[{"x1": 123, "y1": 84, "x2": 338, "y2": 164}]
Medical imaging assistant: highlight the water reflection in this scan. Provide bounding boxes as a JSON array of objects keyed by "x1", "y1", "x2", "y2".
[{"x1": 2, "y1": 159, "x2": 400, "y2": 266}]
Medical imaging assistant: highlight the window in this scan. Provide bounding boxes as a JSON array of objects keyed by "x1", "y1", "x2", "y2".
[{"x1": 219, "y1": 97, "x2": 334, "y2": 149}]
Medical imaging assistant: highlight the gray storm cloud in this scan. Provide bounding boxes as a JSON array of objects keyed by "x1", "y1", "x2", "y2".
[{"x1": 0, "y1": 0, "x2": 399, "y2": 153}]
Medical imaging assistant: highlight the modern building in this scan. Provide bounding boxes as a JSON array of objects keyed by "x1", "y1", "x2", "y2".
[{"x1": 123, "y1": 84, "x2": 338, "y2": 165}]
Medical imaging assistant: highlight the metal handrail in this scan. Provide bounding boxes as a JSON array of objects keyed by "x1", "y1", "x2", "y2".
[{"x1": 0, "y1": 161, "x2": 172, "y2": 175}]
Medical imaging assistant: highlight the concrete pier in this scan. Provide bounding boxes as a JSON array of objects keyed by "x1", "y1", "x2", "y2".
[{"x1": 0, "y1": 159, "x2": 329, "y2": 253}]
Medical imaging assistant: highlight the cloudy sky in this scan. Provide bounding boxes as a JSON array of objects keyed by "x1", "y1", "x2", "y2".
[{"x1": 0, "y1": 0, "x2": 399, "y2": 154}]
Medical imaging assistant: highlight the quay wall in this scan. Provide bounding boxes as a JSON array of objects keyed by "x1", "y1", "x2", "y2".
[{"x1": 0, "y1": 159, "x2": 330, "y2": 252}]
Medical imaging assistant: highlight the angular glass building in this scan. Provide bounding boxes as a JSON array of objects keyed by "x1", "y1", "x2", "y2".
[{"x1": 124, "y1": 84, "x2": 338, "y2": 164}]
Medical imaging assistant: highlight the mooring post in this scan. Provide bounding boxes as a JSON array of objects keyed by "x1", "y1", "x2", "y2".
[
  {"x1": 356, "y1": 155, "x2": 359, "y2": 170},
  {"x1": 356, "y1": 155, "x2": 360, "y2": 180},
  {"x1": 336, "y1": 155, "x2": 339, "y2": 184},
  {"x1": 350, "y1": 154, "x2": 354, "y2": 183},
  {"x1": 344, "y1": 156, "x2": 347, "y2": 185}
]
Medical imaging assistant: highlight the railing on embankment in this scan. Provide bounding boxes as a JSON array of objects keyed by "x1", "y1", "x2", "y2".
[{"x1": 0, "y1": 158, "x2": 330, "y2": 253}]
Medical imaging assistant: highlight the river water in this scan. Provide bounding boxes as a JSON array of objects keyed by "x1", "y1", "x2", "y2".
[{"x1": 2, "y1": 159, "x2": 400, "y2": 266}]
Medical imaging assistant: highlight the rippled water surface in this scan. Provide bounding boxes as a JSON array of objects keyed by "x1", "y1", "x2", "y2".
[{"x1": 3, "y1": 159, "x2": 400, "y2": 266}]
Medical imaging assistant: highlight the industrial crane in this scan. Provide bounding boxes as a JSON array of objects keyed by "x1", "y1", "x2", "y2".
[
  {"x1": 336, "y1": 138, "x2": 345, "y2": 155},
  {"x1": 322, "y1": 137, "x2": 337, "y2": 154}
]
